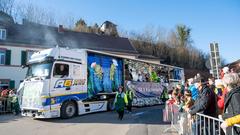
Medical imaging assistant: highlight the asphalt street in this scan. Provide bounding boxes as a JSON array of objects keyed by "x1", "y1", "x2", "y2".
[{"x1": 0, "y1": 105, "x2": 178, "y2": 135}]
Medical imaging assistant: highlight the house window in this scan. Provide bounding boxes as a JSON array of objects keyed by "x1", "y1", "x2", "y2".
[
  {"x1": 0, "y1": 49, "x2": 6, "y2": 65},
  {"x1": 0, "y1": 29, "x2": 7, "y2": 40},
  {"x1": 0, "y1": 79, "x2": 15, "y2": 89},
  {"x1": 0, "y1": 79, "x2": 10, "y2": 89}
]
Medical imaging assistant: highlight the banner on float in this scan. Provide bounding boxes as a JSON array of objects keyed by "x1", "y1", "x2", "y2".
[{"x1": 126, "y1": 81, "x2": 166, "y2": 106}]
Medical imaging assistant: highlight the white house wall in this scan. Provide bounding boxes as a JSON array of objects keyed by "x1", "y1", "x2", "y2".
[
  {"x1": 0, "y1": 45, "x2": 43, "y2": 89},
  {"x1": 0, "y1": 66, "x2": 27, "y2": 89}
]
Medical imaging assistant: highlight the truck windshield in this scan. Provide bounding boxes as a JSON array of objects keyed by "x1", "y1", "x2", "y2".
[{"x1": 26, "y1": 63, "x2": 53, "y2": 78}]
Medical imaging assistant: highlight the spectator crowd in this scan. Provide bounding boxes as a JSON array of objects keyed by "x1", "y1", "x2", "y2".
[
  {"x1": 0, "y1": 88, "x2": 20, "y2": 115},
  {"x1": 166, "y1": 67, "x2": 240, "y2": 135}
]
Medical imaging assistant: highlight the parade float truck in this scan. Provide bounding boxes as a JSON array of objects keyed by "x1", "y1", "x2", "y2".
[{"x1": 19, "y1": 47, "x2": 184, "y2": 118}]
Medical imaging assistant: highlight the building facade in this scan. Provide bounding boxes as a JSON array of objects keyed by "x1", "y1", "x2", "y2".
[
  {"x1": 0, "y1": 45, "x2": 43, "y2": 89},
  {"x1": 0, "y1": 12, "x2": 139, "y2": 89}
]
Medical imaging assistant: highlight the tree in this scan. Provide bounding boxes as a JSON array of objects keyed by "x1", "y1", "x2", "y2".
[
  {"x1": 0, "y1": 0, "x2": 15, "y2": 15},
  {"x1": 74, "y1": 18, "x2": 88, "y2": 32},
  {"x1": 176, "y1": 24, "x2": 191, "y2": 47},
  {"x1": 18, "y1": 2, "x2": 56, "y2": 26},
  {"x1": 174, "y1": 25, "x2": 192, "y2": 67}
]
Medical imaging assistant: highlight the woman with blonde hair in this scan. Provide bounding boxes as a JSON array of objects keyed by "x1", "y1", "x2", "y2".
[{"x1": 220, "y1": 73, "x2": 240, "y2": 135}]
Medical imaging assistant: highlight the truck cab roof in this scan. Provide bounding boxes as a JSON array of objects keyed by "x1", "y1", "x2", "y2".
[{"x1": 28, "y1": 47, "x2": 87, "y2": 64}]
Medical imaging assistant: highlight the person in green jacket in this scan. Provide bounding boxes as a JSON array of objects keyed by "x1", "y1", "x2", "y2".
[
  {"x1": 9, "y1": 90, "x2": 20, "y2": 115},
  {"x1": 114, "y1": 86, "x2": 128, "y2": 120},
  {"x1": 126, "y1": 89, "x2": 134, "y2": 113}
]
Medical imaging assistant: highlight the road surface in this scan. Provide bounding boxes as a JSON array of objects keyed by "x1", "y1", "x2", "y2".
[{"x1": 0, "y1": 105, "x2": 178, "y2": 135}]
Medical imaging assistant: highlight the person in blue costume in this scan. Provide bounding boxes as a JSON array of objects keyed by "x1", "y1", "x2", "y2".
[{"x1": 188, "y1": 78, "x2": 199, "y2": 101}]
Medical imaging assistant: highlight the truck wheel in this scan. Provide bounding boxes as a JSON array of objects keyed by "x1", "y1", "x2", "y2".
[
  {"x1": 61, "y1": 101, "x2": 76, "y2": 119},
  {"x1": 107, "y1": 99, "x2": 114, "y2": 111}
]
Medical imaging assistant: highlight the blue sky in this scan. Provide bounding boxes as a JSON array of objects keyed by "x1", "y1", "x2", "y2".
[{"x1": 16, "y1": 0, "x2": 240, "y2": 63}]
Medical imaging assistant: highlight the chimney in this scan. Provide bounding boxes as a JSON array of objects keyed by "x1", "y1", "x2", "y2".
[
  {"x1": 58, "y1": 25, "x2": 64, "y2": 33},
  {"x1": 22, "y1": 19, "x2": 30, "y2": 25}
]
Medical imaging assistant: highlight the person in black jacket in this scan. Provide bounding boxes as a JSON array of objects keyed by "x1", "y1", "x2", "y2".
[
  {"x1": 221, "y1": 73, "x2": 240, "y2": 135},
  {"x1": 186, "y1": 77, "x2": 217, "y2": 135}
]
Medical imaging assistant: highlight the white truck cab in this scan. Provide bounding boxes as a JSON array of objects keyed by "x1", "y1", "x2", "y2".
[{"x1": 20, "y1": 47, "x2": 107, "y2": 118}]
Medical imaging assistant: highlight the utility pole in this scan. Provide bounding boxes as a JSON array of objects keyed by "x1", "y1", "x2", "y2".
[{"x1": 210, "y1": 42, "x2": 221, "y2": 79}]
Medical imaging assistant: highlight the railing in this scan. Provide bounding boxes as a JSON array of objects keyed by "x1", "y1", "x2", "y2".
[
  {"x1": 163, "y1": 103, "x2": 180, "y2": 133},
  {"x1": 163, "y1": 103, "x2": 192, "y2": 134},
  {"x1": 0, "y1": 97, "x2": 12, "y2": 114},
  {"x1": 195, "y1": 113, "x2": 240, "y2": 135},
  {"x1": 163, "y1": 103, "x2": 240, "y2": 135}
]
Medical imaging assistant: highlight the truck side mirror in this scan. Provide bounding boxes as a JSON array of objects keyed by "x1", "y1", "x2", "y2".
[{"x1": 21, "y1": 65, "x2": 28, "y2": 69}]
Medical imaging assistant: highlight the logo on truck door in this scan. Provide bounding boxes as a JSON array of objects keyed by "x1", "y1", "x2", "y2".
[
  {"x1": 54, "y1": 79, "x2": 86, "y2": 88},
  {"x1": 73, "y1": 79, "x2": 86, "y2": 85},
  {"x1": 64, "y1": 80, "x2": 72, "y2": 87}
]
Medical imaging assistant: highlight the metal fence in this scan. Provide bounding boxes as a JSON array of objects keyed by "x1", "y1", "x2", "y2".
[
  {"x1": 194, "y1": 113, "x2": 240, "y2": 135},
  {"x1": 163, "y1": 103, "x2": 240, "y2": 135},
  {"x1": 163, "y1": 103, "x2": 179, "y2": 133},
  {"x1": 0, "y1": 97, "x2": 12, "y2": 114},
  {"x1": 163, "y1": 103, "x2": 192, "y2": 134}
]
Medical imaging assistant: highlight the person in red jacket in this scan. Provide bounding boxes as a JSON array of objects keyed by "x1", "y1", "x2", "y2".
[
  {"x1": 217, "y1": 87, "x2": 227, "y2": 114},
  {"x1": 1, "y1": 89, "x2": 9, "y2": 97}
]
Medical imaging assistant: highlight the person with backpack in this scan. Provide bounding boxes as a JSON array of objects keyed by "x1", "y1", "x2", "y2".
[{"x1": 114, "y1": 86, "x2": 128, "y2": 120}]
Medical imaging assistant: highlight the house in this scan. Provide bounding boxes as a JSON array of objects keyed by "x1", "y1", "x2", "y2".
[
  {"x1": 0, "y1": 12, "x2": 139, "y2": 89},
  {"x1": 100, "y1": 21, "x2": 118, "y2": 37},
  {"x1": 224, "y1": 59, "x2": 240, "y2": 73}
]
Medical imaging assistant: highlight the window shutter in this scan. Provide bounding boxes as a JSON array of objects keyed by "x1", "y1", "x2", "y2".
[
  {"x1": 21, "y1": 51, "x2": 27, "y2": 65},
  {"x1": 9, "y1": 80, "x2": 15, "y2": 89},
  {"x1": 5, "y1": 50, "x2": 11, "y2": 65}
]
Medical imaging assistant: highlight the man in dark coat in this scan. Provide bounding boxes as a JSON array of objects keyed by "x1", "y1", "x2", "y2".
[{"x1": 187, "y1": 77, "x2": 217, "y2": 135}]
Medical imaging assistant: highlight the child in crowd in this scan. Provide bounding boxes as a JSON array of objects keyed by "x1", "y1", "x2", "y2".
[
  {"x1": 179, "y1": 90, "x2": 195, "y2": 135},
  {"x1": 167, "y1": 89, "x2": 180, "y2": 105},
  {"x1": 183, "y1": 90, "x2": 195, "y2": 110}
]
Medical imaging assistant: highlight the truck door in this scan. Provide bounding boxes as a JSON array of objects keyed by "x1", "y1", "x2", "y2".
[
  {"x1": 49, "y1": 62, "x2": 88, "y2": 104},
  {"x1": 50, "y1": 62, "x2": 73, "y2": 100}
]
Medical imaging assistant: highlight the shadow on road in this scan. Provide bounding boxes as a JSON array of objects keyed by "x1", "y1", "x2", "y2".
[
  {"x1": 0, "y1": 113, "x2": 23, "y2": 123},
  {"x1": 38, "y1": 105, "x2": 171, "y2": 125}
]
